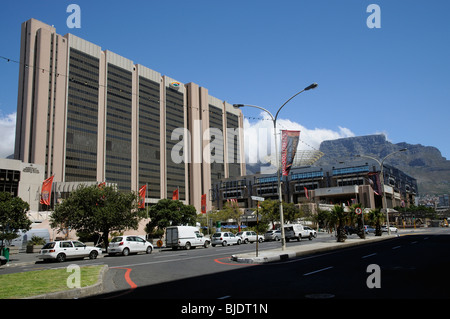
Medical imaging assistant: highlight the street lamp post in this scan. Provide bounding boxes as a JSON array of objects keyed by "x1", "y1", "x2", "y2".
[
  {"x1": 234, "y1": 83, "x2": 318, "y2": 251},
  {"x1": 356, "y1": 148, "x2": 407, "y2": 235}
]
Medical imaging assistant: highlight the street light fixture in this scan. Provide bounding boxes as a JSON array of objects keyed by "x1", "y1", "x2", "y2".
[
  {"x1": 356, "y1": 148, "x2": 407, "y2": 235},
  {"x1": 233, "y1": 83, "x2": 318, "y2": 251}
]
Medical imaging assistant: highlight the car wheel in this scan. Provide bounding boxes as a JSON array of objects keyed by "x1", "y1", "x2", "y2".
[
  {"x1": 237, "y1": 239, "x2": 241, "y2": 245},
  {"x1": 212, "y1": 244, "x2": 216, "y2": 247},
  {"x1": 185, "y1": 242, "x2": 191, "y2": 250},
  {"x1": 275, "y1": 236, "x2": 280, "y2": 241},
  {"x1": 259, "y1": 238, "x2": 263, "y2": 243},
  {"x1": 89, "y1": 250, "x2": 98, "y2": 259},
  {"x1": 309, "y1": 234, "x2": 313, "y2": 240},
  {"x1": 222, "y1": 241, "x2": 227, "y2": 247},
  {"x1": 122, "y1": 248, "x2": 130, "y2": 256},
  {"x1": 56, "y1": 253, "x2": 66, "y2": 262},
  {"x1": 146, "y1": 246, "x2": 153, "y2": 254},
  {"x1": 204, "y1": 241, "x2": 210, "y2": 248}
]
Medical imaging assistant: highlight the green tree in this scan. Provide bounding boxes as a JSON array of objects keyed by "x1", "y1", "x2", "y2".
[
  {"x1": 0, "y1": 192, "x2": 31, "y2": 245},
  {"x1": 258, "y1": 199, "x2": 279, "y2": 230},
  {"x1": 145, "y1": 199, "x2": 197, "y2": 238},
  {"x1": 217, "y1": 201, "x2": 243, "y2": 230},
  {"x1": 283, "y1": 202, "x2": 302, "y2": 223},
  {"x1": 367, "y1": 208, "x2": 385, "y2": 236},
  {"x1": 50, "y1": 185, "x2": 144, "y2": 248}
]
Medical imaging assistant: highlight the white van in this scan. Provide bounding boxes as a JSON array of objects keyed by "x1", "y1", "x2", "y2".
[
  {"x1": 10, "y1": 229, "x2": 51, "y2": 247},
  {"x1": 284, "y1": 224, "x2": 314, "y2": 241},
  {"x1": 165, "y1": 226, "x2": 210, "y2": 250}
]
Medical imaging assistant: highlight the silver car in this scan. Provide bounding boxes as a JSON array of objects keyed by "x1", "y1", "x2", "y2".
[
  {"x1": 264, "y1": 230, "x2": 282, "y2": 241},
  {"x1": 211, "y1": 232, "x2": 242, "y2": 247},
  {"x1": 236, "y1": 231, "x2": 264, "y2": 244},
  {"x1": 108, "y1": 235, "x2": 153, "y2": 256}
]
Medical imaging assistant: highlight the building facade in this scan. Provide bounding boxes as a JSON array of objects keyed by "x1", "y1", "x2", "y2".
[
  {"x1": 0, "y1": 158, "x2": 44, "y2": 212},
  {"x1": 213, "y1": 160, "x2": 418, "y2": 216},
  {"x1": 14, "y1": 18, "x2": 245, "y2": 213}
]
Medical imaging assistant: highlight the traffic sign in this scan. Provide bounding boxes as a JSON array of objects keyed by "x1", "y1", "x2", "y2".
[
  {"x1": 355, "y1": 207, "x2": 362, "y2": 215},
  {"x1": 251, "y1": 196, "x2": 265, "y2": 202}
]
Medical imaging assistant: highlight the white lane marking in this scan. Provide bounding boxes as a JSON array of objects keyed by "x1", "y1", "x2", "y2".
[{"x1": 303, "y1": 266, "x2": 334, "y2": 276}]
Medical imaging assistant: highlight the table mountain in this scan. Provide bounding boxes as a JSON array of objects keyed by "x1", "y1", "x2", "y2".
[{"x1": 316, "y1": 134, "x2": 450, "y2": 196}]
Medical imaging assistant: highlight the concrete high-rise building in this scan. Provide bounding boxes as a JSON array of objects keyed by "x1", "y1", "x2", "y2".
[{"x1": 14, "y1": 18, "x2": 245, "y2": 213}]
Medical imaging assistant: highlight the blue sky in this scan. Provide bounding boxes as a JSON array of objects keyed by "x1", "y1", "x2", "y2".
[{"x1": 1, "y1": 0, "x2": 449, "y2": 160}]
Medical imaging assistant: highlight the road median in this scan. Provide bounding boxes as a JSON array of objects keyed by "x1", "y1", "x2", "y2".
[{"x1": 231, "y1": 234, "x2": 397, "y2": 264}]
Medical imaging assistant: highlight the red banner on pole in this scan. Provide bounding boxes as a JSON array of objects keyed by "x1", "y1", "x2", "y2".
[
  {"x1": 139, "y1": 185, "x2": 147, "y2": 209},
  {"x1": 201, "y1": 194, "x2": 207, "y2": 214},
  {"x1": 281, "y1": 130, "x2": 300, "y2": 176},
  {"x1": 40, "y1": 175, "x2": 54, "y2": 206}
]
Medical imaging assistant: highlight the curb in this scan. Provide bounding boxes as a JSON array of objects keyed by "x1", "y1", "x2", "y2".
[
  {"x1": 231, "y1": 235, "x2": 397, "y2": 264},
  {"x1": 24, "y1": 265, "x2": 109, "y2": 299}
]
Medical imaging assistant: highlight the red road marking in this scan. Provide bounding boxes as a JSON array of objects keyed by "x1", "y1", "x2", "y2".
[{"x1": 112, "y1": 267, "x2": 137, "y2": 289}]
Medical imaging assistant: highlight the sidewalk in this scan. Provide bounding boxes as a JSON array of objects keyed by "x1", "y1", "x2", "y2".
[{"x1": 231, "y1": 231, "x2": 404, "y2": 264}]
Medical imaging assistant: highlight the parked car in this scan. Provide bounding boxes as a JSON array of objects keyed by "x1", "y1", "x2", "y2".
[
  {"x1": 344, "y1": 225, "x2": 358, "y2": 235},
  {"x1": 382, "y1": 225, "x2": 398, "y2": 233},
  {"x1": 264, "y1": 230, "x2": 282, "y2": 241},
  {"x1": 236, "y1": 231, "x2": 264, "y2": 244},
  {"x1": 364, "y1": 225, "x2": 376, "y2": 234},
  {"x1": 108, "y1": 235, "x2": 153, "y2": 256},
  {"x1": 211, "y1": 232, "x2": 242, "y2": 247},
  {"x1": 38, "y1": 240, "x2": 102, "y2": 262}
]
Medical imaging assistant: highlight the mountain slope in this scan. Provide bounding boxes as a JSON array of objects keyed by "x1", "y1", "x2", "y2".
[{"x1": 316, "y1": 134, "x2": 450, "y2": 196}]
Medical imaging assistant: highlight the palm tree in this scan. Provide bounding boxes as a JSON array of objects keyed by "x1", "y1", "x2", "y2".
[
  {"x1": 367, "y1": 208, "x2": 385, "y2": 236},
  {"x1": 350, "y1": 203, "x2": 365, "y2": 239},
  {"x1": 329, "y1": 204, "x2": 348, "y2": 242}
]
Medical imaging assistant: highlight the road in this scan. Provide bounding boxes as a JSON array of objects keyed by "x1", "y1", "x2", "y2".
[
  {"x1": 93, "y1": 229, "x2": 450, "y2": 300},
  {"x1": 5, "y1": 228, "x2": 450, "y2": 303}
]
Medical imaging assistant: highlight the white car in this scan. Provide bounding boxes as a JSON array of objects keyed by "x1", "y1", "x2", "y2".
[
  {"x1": 381, "y1": 225, "x2": 398, "y2": 233},
  {"x1": 304, "y1": 226, "x2": 317, "y2": 238},
  {"x1": 236, "y1": 231, "x2": 264, "y2": 244},
  {"x1": 108, "y1": 235, "x2": 153, "y2": 256},
  {"x1": 38, "y1": 240, "x2": 102, "y2": 262},
  {"x1": 211, "y1": 232, "x2": 242, "y2": 247}
]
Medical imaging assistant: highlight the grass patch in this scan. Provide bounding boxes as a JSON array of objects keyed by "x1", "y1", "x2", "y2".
[{"x1": 0, "y1": 265, "x2": 103, "y2": 299}]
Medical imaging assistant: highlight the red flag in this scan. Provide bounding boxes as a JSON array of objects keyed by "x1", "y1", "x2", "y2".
[
  {"x1": 281, "y1": 130, "x2": 300, "y2": 176},
  {"x1": 201, "y1": 194, "x2": 207, "y2": 214},
  {"x1": 304, "y1": 186, "x2": 309, "y2": 199},
  {"x1": 139, "y1": 185, "x2": 147, "y2": 209},
  {"x1": 172, "y1": 188, "x2": 179, "y2": 200},
  {"x1": 40, "y1": 175, "x2": 54, "y2": 206}
]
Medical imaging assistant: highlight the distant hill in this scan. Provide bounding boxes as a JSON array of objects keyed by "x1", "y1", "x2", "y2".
[{"x1": 315, "y1": 134, "x2": 450, "y2": 196}]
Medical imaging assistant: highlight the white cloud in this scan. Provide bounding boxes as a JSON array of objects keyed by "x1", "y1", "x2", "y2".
[
  {"x1": 243, "y1": 112, "x2": 355, "y2": 164},
  {"x1": 0, "y1": 112, "x2": 16, "y2": 158}
]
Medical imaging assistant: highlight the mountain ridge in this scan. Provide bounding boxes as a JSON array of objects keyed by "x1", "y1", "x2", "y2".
[{"x1": 316, "y1": 134, "x2": 450, "y2": 196}]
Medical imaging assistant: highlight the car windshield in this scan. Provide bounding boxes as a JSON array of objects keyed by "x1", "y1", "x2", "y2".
[
  {"x1": 212, "y1": 233, "x2": 221, "y2": 238},
  {"x1": 111, "y1": 237, "x2": 123, "y2": 243}
]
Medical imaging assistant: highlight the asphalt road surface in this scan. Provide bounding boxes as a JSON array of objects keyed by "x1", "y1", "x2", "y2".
[{"x1": 91, "y1": 229, "x2": 450, "y2": 300}]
